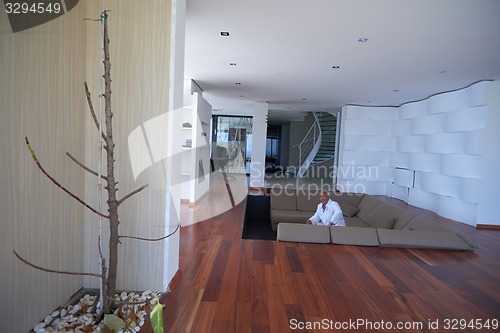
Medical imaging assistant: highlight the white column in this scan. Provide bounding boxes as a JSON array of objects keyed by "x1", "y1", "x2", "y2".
[
  {"x1": 477, "y1": 80, "x2": 500, "y2": 226},
  {"x1": 250, "y1": 102, "x2": 268, "y2": 188},
  {"x1": 163, "y1": 0, "x2": 185, "y2": 290}
]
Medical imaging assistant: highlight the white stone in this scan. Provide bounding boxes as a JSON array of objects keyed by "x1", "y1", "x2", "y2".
[
  {"x1": 33, "y1": 323, "x2": 46, "y2": 332},
  {"x1": 44, "y1": 315, "x2": 53, "y2": 325},
  {"x1": 50, "y1": 310, "x2": 60, "y2": 318},
  {"x1": 60, "y1": 309, "x2": 67, "y2": 317},
  {"x1": 71, "y1": 304, "x2": 81, "y2": 314}
]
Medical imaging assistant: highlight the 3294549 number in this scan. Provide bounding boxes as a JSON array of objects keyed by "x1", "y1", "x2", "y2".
[
  {"x1": 5, "y1": 2, "x2": 62, "y2": 14},
  {"x1": 444, "y1": 318, "x2": 498, "y2": 330}
]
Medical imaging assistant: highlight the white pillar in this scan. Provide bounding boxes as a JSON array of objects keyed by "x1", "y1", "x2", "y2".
[
  {"x1": 163, "y1": 0, "x2": 185, "y2": 290},
  {"x1": 250, "y1": 102, "x2": 268, "y2": 188}
]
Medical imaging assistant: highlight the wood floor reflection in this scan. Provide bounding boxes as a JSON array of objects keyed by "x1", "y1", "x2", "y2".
[{"x1": 141, "y1": 178, "x2": 500, "y2": 333}]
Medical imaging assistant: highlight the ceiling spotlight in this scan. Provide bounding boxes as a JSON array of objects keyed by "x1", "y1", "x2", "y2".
[
  {"x1": 332, "y1": 65, "x2": 340, "y2": 69},
  {"x1": 220, "y1": 31, "x2": 230, "y2": 36},
  {"x1": 235, "y1": 82, "x2": 242, "y2": 85},
  {"x1": 229, "y1": 62, "x2": 237, "y2": 66},
  {"x1": 357, "y1": 38, "x2": 369, "y2": 42},
  {"x1": 393, "y1": 89, "x2": 399, "y2": 92}
]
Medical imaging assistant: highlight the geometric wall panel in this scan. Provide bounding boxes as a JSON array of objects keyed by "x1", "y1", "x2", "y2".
[
  {"x1": 390, "y1": 152, "x2": 410, "y2": 168},
  {"x1": 341, "y1": 150, "x2": 390, "y2": 166},
  {"x1": 339, "y1": 81, "x2": 496, "y2": 226},
  {"x1": 392, "y1": 119, "x2": 412, "y2": 136},
  {"x1": 397, "y1": 135, "x2": 425, "y2": 152},
  {"x1": 441, "y1": 154, "x2": 482, "y2": 178},
  {"x1": 344, "y1": 135, "x2": 397, "y2": 151},
  {"x1": 414, "y1": 172, "x2": 460, "y2": 198},
  {"x1": 445, "y1": 106, "x2": 488, "y2": 132},
  {"x1": 428, "y1": 87, "x2": 471, "y2": 113},
  {"x1": 411, "y1": 113, "x2": 446, "y2": 135},
  {"x1": 344, "y1": 119, "x2": 391, "y2": 135},
  {"x1": 394, "y1": 168, "x2": 414, "y2": 187},
  {"x1": 409, "y1": 153, "x2": 442, "y2": 173},
  {"x1": 400, "y1": 100, "x2": 429, "y2": 119},
  {"x1": 424, "y1": 132, "x2": 467, "y2": 154}
]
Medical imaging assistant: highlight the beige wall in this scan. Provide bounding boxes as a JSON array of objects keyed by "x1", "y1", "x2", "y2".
[{"x1": 0, "y1": 1, "x2": 177, "y2": 332}]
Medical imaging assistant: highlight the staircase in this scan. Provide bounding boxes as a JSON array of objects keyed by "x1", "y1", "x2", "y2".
[
  {"x1": 296, "y1": 112, "x2": 337, "y2": 177},
  {"x1": 312, "y1": 112, "x2": 337, "y2": 165}
]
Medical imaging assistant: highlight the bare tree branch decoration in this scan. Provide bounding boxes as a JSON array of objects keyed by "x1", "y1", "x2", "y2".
[{"x1": 15, "y1": 11, "x2": 179, "y2": 319}]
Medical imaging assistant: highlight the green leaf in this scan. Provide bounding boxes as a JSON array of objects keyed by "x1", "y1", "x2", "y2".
[
  {"x1": 103, "y1": 314, "x2": 125, "y2": 332},
  {"x1": 150, "y1": 302, "x2": 165, "y2": 333}
]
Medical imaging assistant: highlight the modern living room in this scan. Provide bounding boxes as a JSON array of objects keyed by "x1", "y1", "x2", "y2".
[{"x1": 2, "y1": 1, "x2": 500, "y2": 333}]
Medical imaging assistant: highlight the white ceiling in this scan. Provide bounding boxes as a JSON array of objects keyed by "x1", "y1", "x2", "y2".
[{"x1": 184, "y1": 0, "x2": 500, "y2": 124}]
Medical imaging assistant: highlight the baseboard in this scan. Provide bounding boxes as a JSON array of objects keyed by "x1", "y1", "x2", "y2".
[{"x1": 476, "y1": 224, "x2": 500, "y2": 230}]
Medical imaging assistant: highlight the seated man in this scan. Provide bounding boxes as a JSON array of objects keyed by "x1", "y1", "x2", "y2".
[{"x1": 306, "y1": 191, "x2": 346, "y2": 226}]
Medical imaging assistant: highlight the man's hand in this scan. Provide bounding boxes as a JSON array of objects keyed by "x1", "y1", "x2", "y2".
[{"x1": 306, "y1": 219, "x2": 312, "y2": 224}]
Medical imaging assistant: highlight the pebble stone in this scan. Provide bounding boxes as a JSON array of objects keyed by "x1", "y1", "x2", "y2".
[{"x1": 32, "y1": 291, "x2": 161, "y2": 333}]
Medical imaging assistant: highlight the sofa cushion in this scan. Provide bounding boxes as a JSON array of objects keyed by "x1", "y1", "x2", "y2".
[
  {"x1": 356, "y1": 194, "x2": 382, "y2": 221},
  {"x1": 277, "y1": 223, "x2": 331, "y2": 243},
  {"x1": 330, "y1": 226, "x2": 379, "y2": 246},
  {"x1": 270, "y1": 209, "x2": 312, "y2": 226},
  {"x1": 402, "y1": 216, "x2": 453, "y2": 232},
  {"x1": 270, "y1": 189, "x2": 297, "y2": 210},
  {"x1": 340, "y1": 202, "x2": 360, "y2": 217},
  {"x1": 331, "y1": 192, "x2": 365, "y2": 207},
  {"x1": 296, "y1": 191, "x2": 319, "y2": 211},
  {"x1": 377, "y1": 229, "x2": 474, "y2": 251},
  {"x1": 366, "y1": 216, "x2": 395, "y2": 229},
  {"x1": 345, "y1": 217, "x2": 371, "y2": 228},
  {"x1": 363, "y1": 202, "x2": 415, "y2": 230}
]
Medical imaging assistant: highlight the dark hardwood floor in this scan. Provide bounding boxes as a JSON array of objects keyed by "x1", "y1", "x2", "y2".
[{"x1": 141, "y1": 194, "x2": 500, "y2": 333}]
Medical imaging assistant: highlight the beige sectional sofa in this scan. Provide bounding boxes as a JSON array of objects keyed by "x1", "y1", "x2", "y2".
[{"x1": 271, "y1": 189, "x2": 475, "y2": 251}]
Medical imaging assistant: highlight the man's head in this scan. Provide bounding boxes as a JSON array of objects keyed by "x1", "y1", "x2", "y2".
[{"x1": 319, "y1": 191, "x2": 330, "y2": 205}]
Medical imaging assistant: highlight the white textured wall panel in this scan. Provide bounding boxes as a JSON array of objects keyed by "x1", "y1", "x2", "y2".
[
  {"x1": 392, "y1": 119, "x2": 412, "y2": 136},
  {"x1": 445, "y1": 106, "x2": 488, "y2": 132},
  {"x1": 397, "y1": 135, "x2": 425, "y2": 152},
  {"x1": 408, "y1": 188, "x2": 439, "y2": 212},
  {"x1": 411, "y1": 113, "x2": 446, "y2": 135},
  {"x1": 341, "y1": 151, "x2": 390, "y2": 166},
  {"x1": 424, "y1": 132, "x2": 467, "y2": 154},
  {"x1": 391, "y1": 184, "x2": 409, "y2": 203},
  {"x1": 460, "y1": 178, "x2": 480, "y2": 204},
  {"x1": 442, "y1": 154, "x2": 482, "y2": 178},
  {"x1": 345, "y1": 106, "x2": 398, "y2": 121},
  {"x1": 437, "y1": 196, "x2": 477, "y2": 226},
  {"x1": 409, "y1": 153, "x2": 442, "y2": 172},
  {"x1": 390, "y1": 152, "x2": 411, "y2": 168},
  {"x1": 465, "y1": 130, "x2": 482, "y2": 155},
  {"x1": 344, "y1": 119, "x2": 392, "y2": 135},
  {"x1": 428, "y1": 88, "x2": 471, "y2": 113},
  {"x1": 394, "y1": 168, "x2": 414, "y2": 187},
  {"x1": 344, "y1": 135, "x2": 397, "y2": 151},
  {"x1": 400, "y1": 100, "x2": 429, "y2": 119},
  {"x1": 338, "y1": 81, "x2": 497, "y2": 227},
  {"x1": 415, "y1": 172, "x2": 460, "y2": 198}
]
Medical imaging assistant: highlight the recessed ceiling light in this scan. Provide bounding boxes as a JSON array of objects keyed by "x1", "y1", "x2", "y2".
[
  {"x1": 332, "y1": 65, "x2": 340, "y2": 69},
  {"x1": 301, "y1": 98, "x2": 307, "y2": 101},
  {"x1": 229, "y1": 62, "x2": 236, "y2": 66},
  {"x1": 438, "y1": 70, "x2": 447, "y2": 74},
  {"x1": 235, "y1": 82, "x2": 241, "y2": 85},
  {"x1": 357, "y1": 38, "x2": 369, "y2": 42},
  {"x1": 393, "y1": 89, "x2": 399, "y2": 92},
  {"x1": 220, "y1": 31, "x2": 230, "y2": 36}
]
